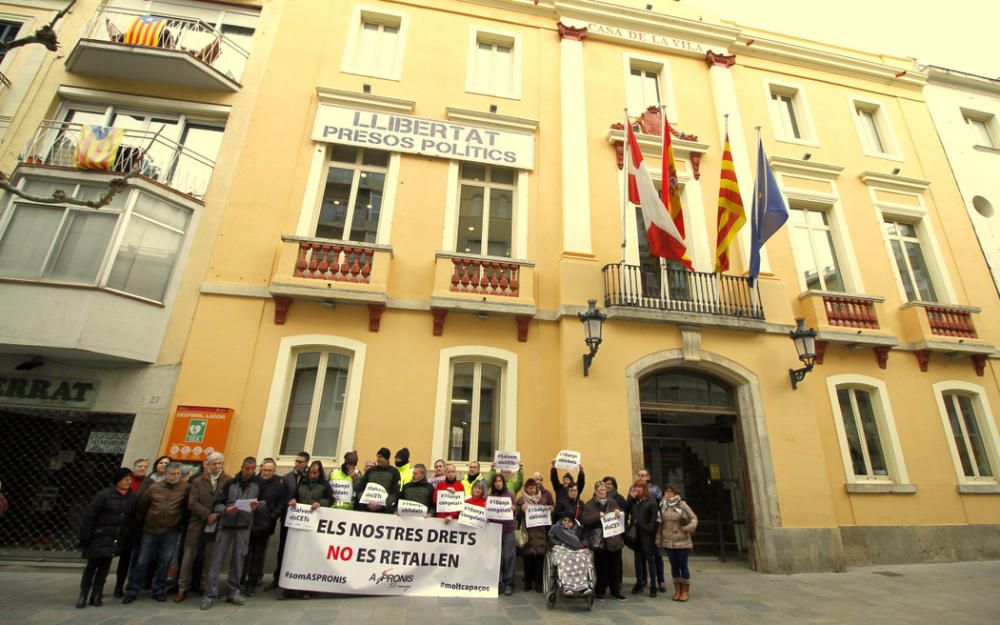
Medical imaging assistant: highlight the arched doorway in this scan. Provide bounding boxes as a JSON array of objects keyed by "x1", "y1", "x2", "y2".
[{"x1": 639, "y1": 368, "x2": 753, "y2": 561}]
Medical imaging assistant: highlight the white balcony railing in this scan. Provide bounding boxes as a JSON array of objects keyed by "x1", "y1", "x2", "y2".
[
  {"x1": 20, "y1": 120, "x2": 216, "y2": 199},
  {"x1": 78, "y1": 5, "x2": 250, "y2": 84}
]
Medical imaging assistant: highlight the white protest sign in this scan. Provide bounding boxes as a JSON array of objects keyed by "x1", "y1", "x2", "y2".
[
  {"x1": 493, "y1": 451, "x2": 520, "y2": 472},
  {"x1": 397, "y1": 499, "x2": 428, "y2": 517},
  {"x1": 282, "y1": 507, "x2": 501, "y2": 597},
  {"x1": 284, "y1": 504, "x2": 318, "y2": 531},
  {"x1": 435, "y1": 489, "x2": 464, "y2": 514},
  {"x1": 601, "y1": 511, "x2": 624, "y2": 537},
  {"x1": 330, "y1": 479, "x2": 353, "y2": 504},
  {"x1": 554, "y1": 450, "x2": 581, "y2": 471},
  {"x1": 458, "y1": 503, "x2": 487, "y2": 528},
  {"x1": 525, "y1": 504, "x2": 552, "y2": 528},
  {"x1": 485, "y1": 496, "x2": 514, "y2": 521},
  {"x1": 359, "y1": 483, "x2": 388, "y2": 506},
  {"x1": 234, "y1": 498, "x2": 255, "y2": 512}
]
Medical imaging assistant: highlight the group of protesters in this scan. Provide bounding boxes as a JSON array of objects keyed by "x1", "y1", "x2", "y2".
[{"x1": 76, "y1": 446, "x2": 697, "y2": 609}]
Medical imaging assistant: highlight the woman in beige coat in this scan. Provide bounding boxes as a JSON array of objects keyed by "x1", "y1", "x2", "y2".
[{"x1": 656, "y1": 484, "x2": 697, "y2": 601}]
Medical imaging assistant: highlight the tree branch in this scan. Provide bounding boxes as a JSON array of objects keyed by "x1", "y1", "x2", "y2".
[
  {"x1": 0, "y1": 168, "x2": 140, "y2": 209},
  {"x1": 0, "y1": 0, "x2": 77, "y2": 86}
]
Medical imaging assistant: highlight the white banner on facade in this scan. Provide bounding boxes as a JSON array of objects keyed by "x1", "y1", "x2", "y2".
[
  {"x1": 282, "y1": 508, "x2": 500, "y2": 597},
  {"x1": 285, "y1": 504, "x2": 319, "y2": 531},
  {"x1": 330, "y1": 480, "x2": 353, "y2": 504},
  {"x1": 601, "y1": 511, "x2": 624, "y2": 537},
  {"x1": 312, "y1": 104, "x2": 536, "y2": 170},
  {"x1": 525, "y1": 504, "x2": 552, "y2": 528},
  {"x1": 555, "y1": 450, "x2": 581, "y2": 471},
  {"x1": 435, "y1": 489, "x2": 464, "y2": 514},
  {"x1": 485, "y1": 496, "x2": 513, "y2": 521},
  {"x1": 493, "y1": 451, "x2": 520, "y2": 472}
]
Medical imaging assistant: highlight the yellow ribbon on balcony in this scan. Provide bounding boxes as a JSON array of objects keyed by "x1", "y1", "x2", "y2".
[{"x1": 73, "y1": 124, "x2": 125, "y2": 170}]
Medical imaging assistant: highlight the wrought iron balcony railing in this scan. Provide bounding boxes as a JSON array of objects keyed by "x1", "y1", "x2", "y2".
[
  {"x1": 20, "y1": 120, "x2": 216, "y2": 200},
  {"x1": 602, "y1": 262, "x2": 764, "y2": 320}
]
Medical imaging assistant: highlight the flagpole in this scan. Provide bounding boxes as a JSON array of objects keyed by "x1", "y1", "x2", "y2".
[
  {"x1": 750, "y1": 125, "x2": 763, "y2": 312},
  {"x1": 621, "y1": 107, "x2": 629, "y2": 264}
]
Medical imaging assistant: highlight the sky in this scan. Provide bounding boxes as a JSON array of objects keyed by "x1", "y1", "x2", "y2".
[{"x1": 686, "y1": 0, "x2": 1000, "y2": 79}]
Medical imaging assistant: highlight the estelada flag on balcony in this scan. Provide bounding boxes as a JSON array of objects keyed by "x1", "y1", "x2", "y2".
[
  {"x1": 626, "y1": 122, "x2": 687, "y2": 266},
  {"x1": 714, "y1": 132, "x2": 746, "y2": 272},
  {"x1": 125, "y1": 15, "x2": 166, "y2": 47},
  {"x1": 73, "y1": 125, "x2": 125, "y2": 171},
  {"x1": 659, "y1": 114, "x2": 693, "y2": 270}
]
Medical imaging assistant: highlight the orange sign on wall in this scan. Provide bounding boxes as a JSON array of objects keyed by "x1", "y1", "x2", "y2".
[{"x1": 166, "y1": 405, "x2": 233, "y2": 462}]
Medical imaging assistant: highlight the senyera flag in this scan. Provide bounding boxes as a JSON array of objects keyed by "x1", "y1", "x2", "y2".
[
  {"x1": 714, "y1": 132, "x2": 746, "y2": 272},
  {"x1": 626, "y1": 122, "x2": 686, "y2": 263}
]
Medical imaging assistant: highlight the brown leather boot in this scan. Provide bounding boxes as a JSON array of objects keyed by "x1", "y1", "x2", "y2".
[
  {"x1": 173, "y1": 591, "x2": 186, "y2": 603},
  {"x1": 672, "y1": 580, "x2": 682, "y2": 601},
  {"x1": 678, "y1": 581, "x2": 689, "y2": 602}
]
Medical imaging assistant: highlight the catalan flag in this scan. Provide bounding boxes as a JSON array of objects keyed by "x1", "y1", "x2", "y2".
[
  {"x1": 125, "y1": 15, "x2": 166, "y2": 47},
  {"x1": 714, "y1": 133, "x2": 746, "y2": 272},
  {"x1": 73, "y1": 125, "x2": 125, "y2": 171},
  {"x1": 660, "y1": 114, "x2": 693, "y2": 270}
]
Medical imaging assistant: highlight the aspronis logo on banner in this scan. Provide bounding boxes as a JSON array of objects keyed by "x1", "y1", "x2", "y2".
[{"x1": 283, "y1": 508, "x2": 501, "y2": 597}]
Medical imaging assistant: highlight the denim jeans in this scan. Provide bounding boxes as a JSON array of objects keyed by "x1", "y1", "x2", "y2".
[
  {"x1": 127, "y1": 531, "x2": 180, "y2": 597},
  {"x1": 664, "y1": 547, "x2": 691, "y2": 580}
]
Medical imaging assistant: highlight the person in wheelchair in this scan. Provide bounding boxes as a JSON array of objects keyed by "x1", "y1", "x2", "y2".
[{"x1": 547, "y1": 515, "x2": 593, "y2": 598}]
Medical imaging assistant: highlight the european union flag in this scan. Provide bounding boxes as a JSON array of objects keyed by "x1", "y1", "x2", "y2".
[{"x1": 747, "y1": 138, "x2": 788, "y2": 287}]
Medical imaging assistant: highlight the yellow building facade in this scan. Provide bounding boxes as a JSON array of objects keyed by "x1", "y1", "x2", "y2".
[{"x1": 1, "y1": 0, "x2": 998, "y2": 571}]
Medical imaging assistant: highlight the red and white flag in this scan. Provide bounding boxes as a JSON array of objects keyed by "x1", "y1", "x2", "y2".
[{"x1": 626, "y1": 123, "x2": 687, "y2": 262}]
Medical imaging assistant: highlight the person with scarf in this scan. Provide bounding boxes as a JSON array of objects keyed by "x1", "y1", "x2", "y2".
[
  {"x1": 434, "y1": 464, "x2": 464, "y2": 521},
  {"x1": 657, "y1": 484, "x2": 698, "y2": 602},
  {"x1": 581, "y1": 481, "x2": 626, "y2": 601},
  {"x1": 515, "y1": 478, "x2": 552, "y2": 592},
  {"x1": 78, "y1": 468, "x2": 136, "y2": 608},
  {"x1": 623, "y1": 480, "x2": 659, "y2": 597},
  {"x1": 488, "y1": 474, "x2": 517, "y2": 596}
]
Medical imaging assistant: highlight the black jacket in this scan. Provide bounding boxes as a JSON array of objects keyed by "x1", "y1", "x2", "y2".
[
  {"x1": 252, "y1": 475, "x2": 286, "y2": 535},
  {"x1": 624, "y1": 496, "x2": 659, "y2": 554},
  {"x1": 354, "y1": 464, "x2": 400, "y2": 512},
  {"x1": 79, "y1": 487, "x2": 136, "y2": 559},
  {"x1": 399, "y1": 477, "x2": 436, "y2": 515}
]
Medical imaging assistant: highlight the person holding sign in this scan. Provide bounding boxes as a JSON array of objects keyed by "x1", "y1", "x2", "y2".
[
  {"x1": 582, "y1": 482, "x2": 626, "y2": 601},
  {"x1": 398, "y1": 463, "x2": 435, "y2": 516},
  {"x1": 354, "y1": 447, "x2": 400, "y2": 513},
  {"x1": 487, "y1": 458, "x2": 524, "y2": 496},
  {"x1": 290, "y1": 461, "x2": 331, "y2": 510},
  {"x1": 487, "y1": 474, "x2": 517, "y2": 596},
  {"x1": 328, "y1": 451, "x2": 358, "y2": 510},
  {"x1": 550, "y1": 459, "x2": 586, "y2": 522},
  {"x1": 434, "y1": 464, "x2": 464, "y2": 520},
  {"x1": 515, "y1": 478, "x2": 552, "y2": 593},
  {"x1": 657, "y1": 484, "x2": 698, "y2": 602}
]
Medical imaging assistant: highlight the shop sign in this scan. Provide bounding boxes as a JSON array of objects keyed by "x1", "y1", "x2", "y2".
[
  {"x1": 0, "y1": 375, "x2": 99, "y2": 408},
  {"x1": 86, "y1": 431, "x2": 129, "y2": 454},
  {"x1": 313, "y1": 104, "x2": 536, "y2": 170},
  {"x1": 166, "y1": 405, "x2": 233, "y2": 461}
]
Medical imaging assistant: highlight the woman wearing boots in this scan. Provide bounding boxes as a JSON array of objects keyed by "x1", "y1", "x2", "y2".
[
  {"x1": 657, "y1": 484, "x2": 698, "y2": 602},
  {"x1": 78, "y1": 468, "x2": 137, "y2": 608}
]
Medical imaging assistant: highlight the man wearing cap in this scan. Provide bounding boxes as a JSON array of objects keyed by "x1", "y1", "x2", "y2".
[
  {"x1": 329, "y1": 451, "x2": 359, "y2": 510},
  {"x1": 354, "y1": 448, "x2": 400, "y2": 513},
  {"x1": 394, "y1": 448, "x2": 413, "y2": 488}
]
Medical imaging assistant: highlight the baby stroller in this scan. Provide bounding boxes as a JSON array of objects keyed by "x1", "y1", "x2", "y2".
[{"x1": 543, "y1": 545, "x2": 595, "y2": 610}]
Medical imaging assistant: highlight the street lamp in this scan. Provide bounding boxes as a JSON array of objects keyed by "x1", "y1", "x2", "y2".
[
  {"x1": 789, "y1": 317, "x2": 817, "y2": 390},
  {"x1": 579, "y1": 299, "x2": 607, "y2": 377}
]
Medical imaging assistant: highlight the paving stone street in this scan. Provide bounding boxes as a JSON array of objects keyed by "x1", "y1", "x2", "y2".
[{"x1": 0, "y1": 558, "x2": 997, "y2": 625}]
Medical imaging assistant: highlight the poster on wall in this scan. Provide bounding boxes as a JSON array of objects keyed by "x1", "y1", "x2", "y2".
[{"x1": 165, "y1": 406, "x2": 233, "y2": 461}]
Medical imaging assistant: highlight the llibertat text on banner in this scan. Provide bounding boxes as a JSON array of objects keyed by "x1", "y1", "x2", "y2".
[{"x1": 282, "y1": 508, "x2": 501, "y2": 597}]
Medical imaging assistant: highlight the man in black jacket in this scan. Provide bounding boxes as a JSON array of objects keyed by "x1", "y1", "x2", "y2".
[
  {"x1": 201, "y1": 458, "x2": 260, "y2": 610},
  {"x1": 355, "y1": 447, "x2": 400, "y2": 512},
  {"x1": 242, "y1": 458, "x2": 284, "y2": 597},
  {"x1": 270, "y1": 451, "x2": 309, "y2": 589},
  {"x1": 398, "y1": 464, "x2": 435, "y2": 516}
]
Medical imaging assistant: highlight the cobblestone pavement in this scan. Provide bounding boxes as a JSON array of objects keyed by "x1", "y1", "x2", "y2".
[{"x1": 0, "y1": 558, "x2": 997, "y2": 625}]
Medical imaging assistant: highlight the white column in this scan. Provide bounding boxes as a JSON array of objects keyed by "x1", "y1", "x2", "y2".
[
  {"x1": 706, "y1": 52, "x2": 771, "y2": 273},
  {"x1": 558, "y1": 23, "x2": 592, "y2": 255}
]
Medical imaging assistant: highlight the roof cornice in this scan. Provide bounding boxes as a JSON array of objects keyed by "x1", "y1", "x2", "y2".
[{"x1": 924, "y1": 66, "x2": 1000, "y2": 95}]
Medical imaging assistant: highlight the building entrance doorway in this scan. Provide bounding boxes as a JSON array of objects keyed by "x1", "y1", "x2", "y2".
[{"x1": 639, "y1": 369, "x2": 753, "y2": 561}]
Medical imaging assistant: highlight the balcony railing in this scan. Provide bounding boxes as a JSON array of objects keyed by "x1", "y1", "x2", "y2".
[
  {"x1": 450, "y1": 257, "x2": 521, "y2": 297},
  {"x1": 925, "y1": 305, "x2": 978, "y2": 338},
  {"x1": 294, "y1": 240, "x2": 375, "y2": 283},
  {"x1": 824, "y1": 295, "x2": 879, "y2": 329},
  {"x1": 20, "y1": 120, "x2": 215, "y2": 200},
  {"x1": 75, "y1": 6, "x2": 249, "y2": 85},
  {"x1": 603, "y1": 263, "x2": 763, "y2": 319}
]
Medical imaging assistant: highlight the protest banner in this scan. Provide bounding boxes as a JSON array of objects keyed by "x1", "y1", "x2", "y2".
[
  {"x1": 330, "y1": 479, "x2": 353, "y2": 504},
  {"x1": 485, "y1": 496, "x2": 513, "y2": 521},
  {"x1": 359, "y1": 483, "x2": 388, "y2": 506},
  {"x1": 397, "y1": 500, "x2": 428, "y2": 517},
  {"x1": 554, "y1": 450, "x2": 581, "y2": 471},
  {"x1": 435, "y1": 489, "x2": 463, "y2": 514},
  {"x1": 458, "y1": 503, "x2": 487, "y2": 528},
  {"x1": 525, "y1": 504, "x2": 552, "y2": 528},
  {"x1": 282, "y1": 508, "x2": 500, "y2": 597},
  {"x1": 493, "y1": 450, "x2": 520, "y2": 472},
  {"x1": 285, "y1": 504, "x2": 319, "y2": 531},
  {"x1": 601, "y1": 511, "x2": 624, "y2": 537}
]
